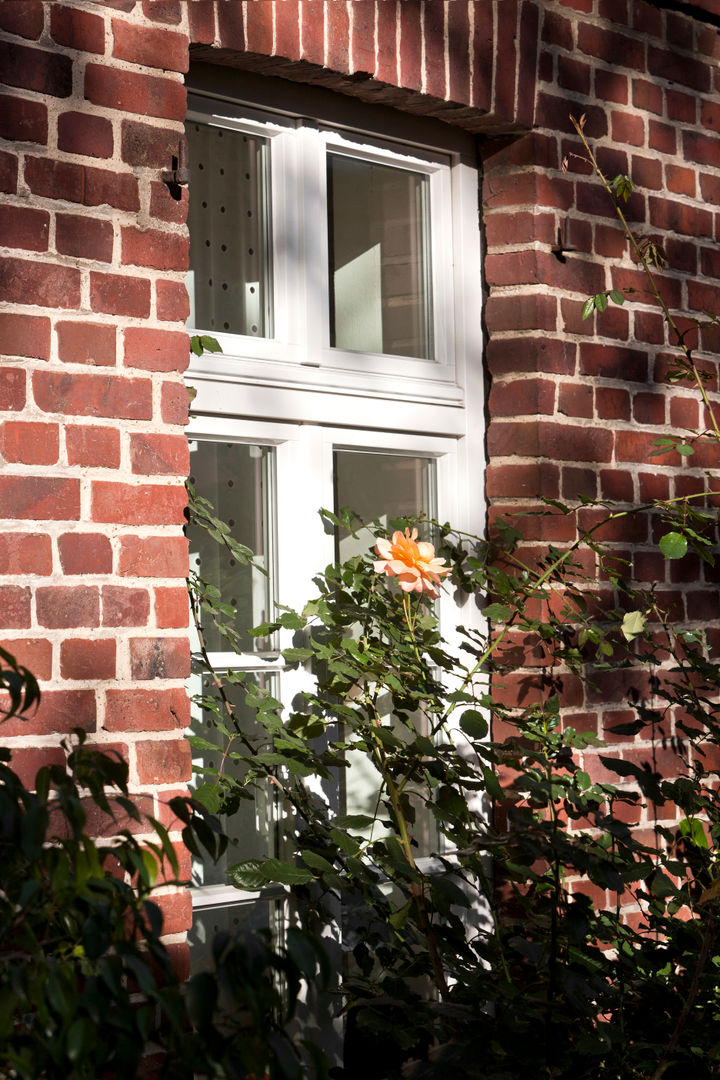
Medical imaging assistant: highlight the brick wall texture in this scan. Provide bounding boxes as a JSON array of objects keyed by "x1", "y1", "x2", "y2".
[{"x1": 1, "y1": 0, "x2": 719, "y2": 932}]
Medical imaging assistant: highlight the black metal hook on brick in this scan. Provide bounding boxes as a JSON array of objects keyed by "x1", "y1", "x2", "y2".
[{"x1": 162, "y1": 137, "x2": 190, "y2": 201}]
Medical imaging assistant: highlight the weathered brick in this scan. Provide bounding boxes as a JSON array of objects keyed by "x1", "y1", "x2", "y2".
[
  {"x1": 61, "y1": 638, "x2": 116, "y2": 680},
  {"x1": 90, "y1": 272, "x2": 151, "y2": 318},
  {"x1": 129, "y1": 433, "x2": 189, "y2": 476},
  {"x1": 136, "y1": 738, "x2": 191, "y2": 784},
  {"x1": 0, "y1": 40, "x2": 72, "y2": 97},
  {"x1": 85, "y1": 62, "x2": 186, "y2": 121},
  {"x1": 1, "y1": 689, "x2": 95, "y2": 739},
  {"x1": 104, "y1": 686, "x2": 189, "y2": 731},
  {"x1": 34, "y1": 372, "x2": 152, "y2": 420},
  {"x1": 23, "y1": 157, "x2": 140, "y2": 212},
  {"x1": 37, "y1": 586, "x2": 100, "y2": 628},
  {"x1": 161, "y1": 379, "x2": 189, "y2": 425},
  {"x1": 0, "y1": 93, "x2": 47, "y2": 144},
  {"x1": 149, "y1": 181, "x2": 188, "y2": 225},
  {"x1": 579, "y1": 343, "x2": 648, "y2": 382},
  {"x1": 111, "y1": 18, "x2": 188, "y2": 71},
  {"x1": 0, "y1": 533, "x2": 52, "y2": 575},
  {"x1": 58, "y1": 533, "x2": 113, "y2": 575},
  {"x1": 154, "y1": 586, "x2": 189, "y2": 628},
  {"x1": 0, "y1": 637, "x2": 51, "y2": 681},
  {"x1": 0, "y1": 369, "x2": 25, "y2": 412},
  {"x1": 121, "y1": 119, "x2": 182, "y2": 168},
  {"x1": 0, "y1": 313, "x2": 50, "y2": 359},
  {"x1": 1, "y1": 421, "x2": 59, "y2": 465},
  {"x1": 121, "y1": 226, "x2": 187, "y2": 272},
  {"x1": 65, "y1": 424, "x2": 121, "y2": 468},
  {"x1": 124, "y1": 327, "x2": 189, "y2": 372},
  {"x1": 50, "y1": 5, "x2": 106, "y2": 54},
  {"x1": 91, "y1": 482, "x2": 187, "y2": 525},
  {"x1": 0, "y1": 1, "x2": 44, "y2": 39},
  {"x1": 648, "y1": 44, "x2": 710, "y2": 92},
  {"x1": 0, "y1": 149, "x2": 18, "y2": 194},
  {"x1": 0, "y1": 258, "x2": 81, "y2": 309},
  {"x1": 0, "y1": 586, "x2": 31, "y2": 629},
  {"x1": 0, "y1": 476, "x2": 79, "y2": 520},
  {"x1": 57, "y1": 321, "x2": 116, "y2": 366},
  {"x1": 58, "y1": 111, "x2": 113, "y2": 159},
  {"x1": 118, "y1": 535, "x2": 188, "y2": 577},
  {"x1": 56, "y1": 214, "x2": 113, "y2": 263},
  {"x1": 10, "y1": 746, "x2": 66, "y2": 788},
  {"x1": 102, "y1": 585, "x2": 150, "y2": 627},
  {"x1": 188, "y1": 0, "x2": 216, "y2": 45},
  {"x1": 156, "y1": 279, "x2": 189, "y2": 322},
  {"x1": 130, "y1": 637, "x2": 190, "y2": 680}
]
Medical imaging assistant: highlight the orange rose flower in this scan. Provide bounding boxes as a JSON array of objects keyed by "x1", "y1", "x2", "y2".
[{"x1": 374, "y1": 527, "x2": 451, "y2": 598}]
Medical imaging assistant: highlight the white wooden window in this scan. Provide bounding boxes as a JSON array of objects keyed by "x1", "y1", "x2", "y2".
[{"x1": 185, "y1": 79, "x2": 485, "y2": 977}]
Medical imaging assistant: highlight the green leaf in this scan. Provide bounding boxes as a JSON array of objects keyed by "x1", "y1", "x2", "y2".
[
  {"x1": 581, "y1": 297, "x2": 595, "y2": 320},
  {"x1": 199, "y1": 334, "x2": 222, "y2": 353},
  {"x1": 659, "y1": 531, "x2": 688, "y2": 559},
  {"x1": 334, "y1": 814, "x2": 375, "y2": 830},
  {"x1": 483, "y1": 603, "x2": 513, "y2": 622},
  {"x1": 594, "y1": 292, "x2": 608, "y2": 312},
  {"x1": 258, "y1": 858, "x2": 314, "y2": 886},
  {"x1": 677, "y1": 443, "x2": 695, "y2": 456},
  {"x1": 608, "y1": 290, "x2": 625, "y2": 305},
  {"x1": 621, "y1": 610, "x2": 647, "y2": 642},
  {"x1": 282, "y1": 647, "x2": 314, "y2": 664},
  {"x1": 459, "y1": 709, "x2": 488, "y2": 740}
]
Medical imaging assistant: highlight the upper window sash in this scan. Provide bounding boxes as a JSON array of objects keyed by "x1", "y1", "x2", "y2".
[{"x1": 186, "y1": 94, "x2": 460, "y2": 395}]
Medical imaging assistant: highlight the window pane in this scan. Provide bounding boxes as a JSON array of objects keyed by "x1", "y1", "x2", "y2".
[
  {"x1": 186, "y1": 120, "x2": 271, "y2": 337},
  {"x1": 333, "y1": 450, "x2": 438, "y2": 855},
  {"x1": 189, "y1": 672, "x2": 278, "y2": 889},
  {"x1": 333, "y1": 450, "x2": 435, "y2": 564},
  {"x1": 189, "y1": 897, "x2": 285, "y2": 976},
  {"x1": 328, "y1": 154, "x2": 432, "y2": 359},
  {"x1": 188, "y1": 441, "x2": 272, "y2": 654}
]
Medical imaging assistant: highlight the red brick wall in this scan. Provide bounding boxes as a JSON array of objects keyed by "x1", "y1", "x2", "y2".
[{"x1": 1, "y1": 0, "x2": 720, "y2": 930}]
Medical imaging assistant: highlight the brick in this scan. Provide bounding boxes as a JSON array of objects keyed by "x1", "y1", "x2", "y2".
[
  {"x1": 579, "y1": 343, "x2": 648, "y2": 382},
  {"x1": 0, "y1": 476, "x2": 79, "y2": 520},
  {"x1": 633, "y1": 392, "x2": 665, "y2": 425},
  {"x1": 600, "y1": 468, "x2": 633, "y2": 501},
  {"x1": 683, "y1": 130, "x2": 720, "y2": 168},
  {"x1": 557, "y1": 55, "x2": 591, "y2": 94},
  {"x1": 85, "y1": 63, "x2": 186, "y2": 121},
  {"x1": 611, "y1": 110, "x2": 644, "y2": 147},
  {"x1": 610, "y1": 266, "x2": 682, "y2": 309},
  {"x1": 634, "y1": 310, "x2": 665, "y2": 344},
  {"x1": 648, "y1": 120, "x2": 676, "y2": 154},
  {"x1": 352, "y1": 0, "x2": 376, "y2": 77},
  {"x1": 1, "y1": 689, "x2": 95, "y2": 739},
  {"x1": 558, "y1": 383, "x2": 593, "y2": 418},
  {"x1": 630, "y1": 155, "x2": 662, "y2": 191},
  {"x1": 58, "y1": 533, "x2": 113, "y2": 575},
  {"x1": 488, "y1": 377, "x2": 555, "y2": 417},
  {"x1": 577, "y1": 23, "x2": 644, "y2": 68},
  {"x1": 0, "y1": 1, "x2": 44, "y2": 39},
  {"x1": 648, "y1": 45, "x2": 710, "y2": 92},
  {"x1": 596, "y1": 387, "x2": 631, "y2": 421},
  {"x1": 66, "y1": 424, "x2": 121, "y2": 468},
  {"x1": 58, "y1": 111, "x2": 113, "y2": 159},
  {"x1": 92, "y1": 482, "x2": 187, "y2": 525},
  {"x1": 485, "y1": 293, "x2": 557, "y2": 333},
  {"x1": 0, "y1": 149, "x2": 18, "y2": 194},
  {"x1": 0, "y1": 257, "x2": 80, "y2": 309},
  {"x1": 149, "y1": 181, "x2": 188, "y2": 225},
  {"x1": 0, "y1": 369, "x2": 26, "y2": 412},
  {"x1": 245, "y1": 0, "x2": 274, "y2": 57},
  {"x1": 667, "y1": 89, "x2": 696, "y2": 124},
  {"x1": 121, "y1": 120, "x2": 182, "y2": 169},
  {"x1": 273, "y1": 0, "x2": 297, "y2": 56},
  {"x1": 702, "y1": 97, "x2": 720, "y2": 134},
  {"x1": 487, "y1": 335, "x2": 575, "y2": 377},
  {"x1": 10, "y1": 746, "x2": 67, "y2": 788},
  {"x1": 24, "y1": 157, "x2": 140, "y2": 212},
  {"x1": 57, "y1": 321, "x2": 116, "y2": 366},
  {"x1": 486, "y1": 250, "x2": 605, "y2": 295},
  {"x1": 118, "y1": 535, "x2": 188, "y2": 578},
  {"x1": 136, "y1": 738, "x2": 191, "y2": 784},
  {"x1": 154, "y1": 891, "x2": 192, "y2": 936},
  {"x1": 1, "y1": 421, "x2": 58, "y2": 465},
  {"x1": 105, "y1": 686, "x2": 189, "y2": 732},
  {"x1": 161, "y1": 379, "x2": 189, "y2": 425},
  {"x1": 0, "y1": 313, "x2": 50, "y2": 359},
  {"x1": 493, "y1": 0, "x2": 518, "y2": 121},
  {"x1": 615, "y1": 430, "x2": 680, "y2": 464},
  {"x1": 130, "y1": 637, "x2": 190, "y2": 680},
  {"x1": 399, "y1": 0, "x2": 422, "y2": 92},
  {"x1": 669, "y1": 395, "x2": 698, "y2": 429},
  {"x1": 55, "y1": 214, "x2": 113, "y2": 263},
  {"x1": 112, "y1": 19, "x2": 187, "y2": 71},
  {"x1": 0, "y1": 586, "x2": 31, "y2": 629},
  {"x1": 142, "y1": 1, "x2": 182, "y2": 24},
  {"x1": 154, "y1": 586, "x2": 188, "y2": 628},
  {"x1": 487, "y1": 420, "x2": 613, "y2": 463},
  {"x1": 631, "y1": 78, "x2": 662, "y2": 115},
  {"x1": 665, "y1": 165, "x2": 695, "y2": 198},
  {"x1": 124, "y1": 327, "x2": 189, "y2": 372},
  {"x1": 90, "y1": 272, "x2": 151, "y2": 318},
  {"x1": 156, "y1": 279, "x2": 189, "y2": 322},
  {"x1": 34, "y1": 372, "x2": 152, "y2": 421},
  {"x1": 50, "y1": 5, "x2": 105, "y2": 54},
  {"x1": 0, "y1": 41, "x2": 72, "y2": 97},
  {"x1": 486, "y1": 462, "x2": 560, "y2": 499},
  {"x1": 0, "y1": 638, "x2": 51, "y2": 684},
  {"x1": 0, "y1": 93, "x2": 47, "y2": 144},
  {"x1": 649, "y1": 196, "x2": 714, "y2": 239},
  {"x1": 129, "y1": 433, "x2": 189, "y2": 476},
  {"x1": 701, "y1": 246, "x2": 720, "y2": 279},
  {"x1": 61, "y1": 638, "x2": 115, "y2": 680},
  {"x1": 0, "y1": 533, "x2": 52, "y2": 575},
  {"x1": 102, "y1": 585, "x2": 150, "y2": 627},
  {"x1": 375, "y1": 0, "x2": 399, "y2": 86},
  {"x1": 542, "y1": 9, "x2": 573, "y2": 49},
  {"x1": 596, "y1": 69, "x2": 628, "y2": 104},
  {"x1": 700, "y1": 173, "x2": 720, "y2": 206},
  {"x1": 37, "y1": 586, "x2": 99, "y2": 629},
  {"x1": 121, "y1": 226, "x2": 187, "y2": 272}
]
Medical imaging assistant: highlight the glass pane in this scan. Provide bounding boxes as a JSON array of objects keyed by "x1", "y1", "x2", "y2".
[
  {"x1": 188, "y1": 441, "x2": 272, "y2": 654},
  {"x1": 333, "y1": 449, "x2": 435, "y2": 564},
  {"x1": 333, "y1": 450, "x2": 437, "y2": 855},
  {"x1": 189, "y1": 897, "x2": 285, "y2": 976},
  {"x1": 186, "y1": 120, "x2": 271, "y2": 337},
  {"x1": 328, "y1": 153, "x2": 432, "y2": 359},
  {"x1": 189, "y1": 672, "x2": 278, "y2": 889}
]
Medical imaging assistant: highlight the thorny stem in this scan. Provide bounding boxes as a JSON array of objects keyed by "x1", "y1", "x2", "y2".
[{"x1": 570, "y1": 115, "x2": 720, "y2": 448}]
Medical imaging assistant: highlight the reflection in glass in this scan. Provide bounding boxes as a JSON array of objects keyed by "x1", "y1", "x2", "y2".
[
  {"x1": 187, "y1": 441, "x2": 272, "y2": 654},
  {"x1": 186, "y1": 120, "x2": 271, "y2": 337},
  {"x1": 328, "y1": 154, "x2": 432, "y2": 359},
  {"x1": 189, "y1": 897, "x2": 284, "y2": 976}
]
